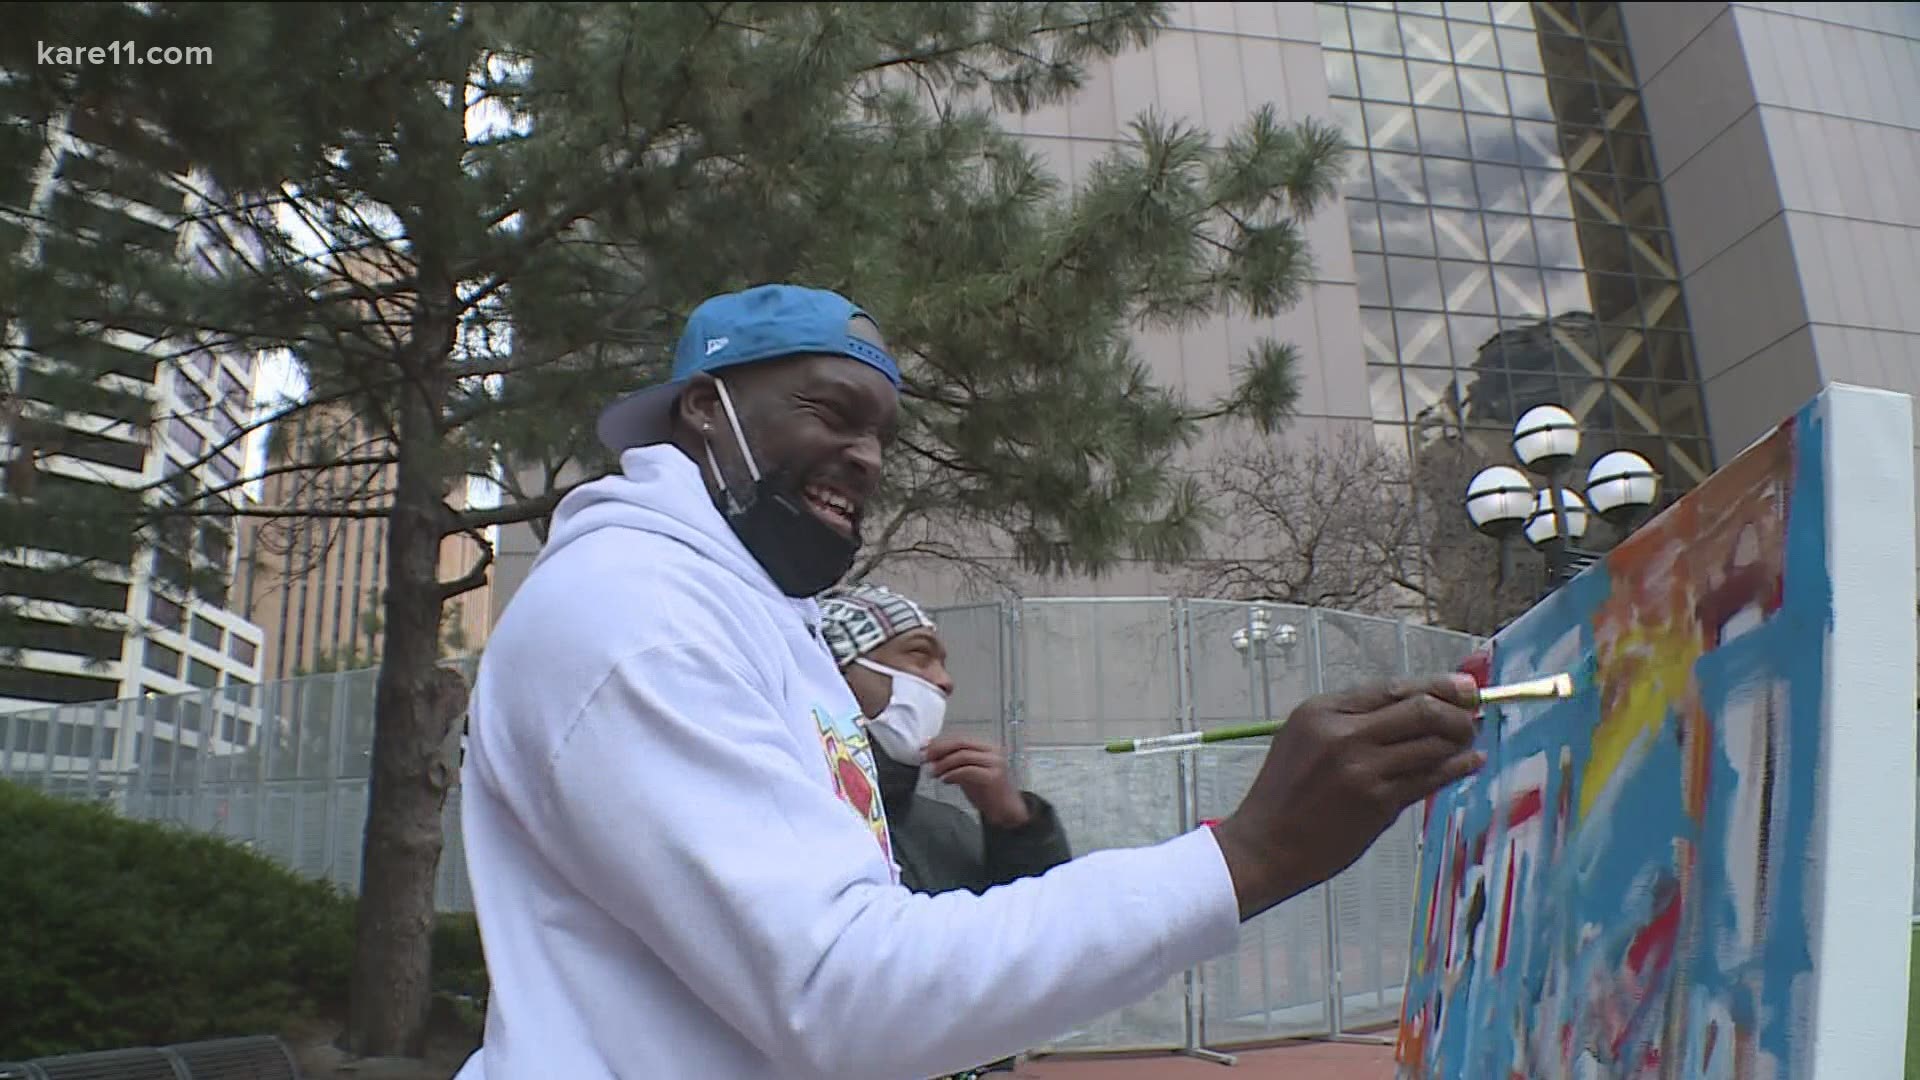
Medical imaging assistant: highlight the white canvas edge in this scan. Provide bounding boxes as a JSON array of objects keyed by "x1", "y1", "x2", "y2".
[{"x1": 1810, "y1": 383, "x2": 1916, "y2": 1077}]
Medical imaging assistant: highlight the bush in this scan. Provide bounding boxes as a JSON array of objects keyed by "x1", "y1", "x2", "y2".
[
  {"x1": 431, "y1": 912, "x2": 486, "y2": 1001},
  {"x1": 0, "y1": 782, "x2": 497, "y2": 1058},
  {"x1": 0, "y1": 781, "x2": 356, "y2": 1058}
]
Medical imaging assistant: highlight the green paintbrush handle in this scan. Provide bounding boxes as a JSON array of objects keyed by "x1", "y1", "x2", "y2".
[
  {"x1": 1104, "y1": 721, "x2": 1280, "y2": 754},
  {"x1": 1197, "y1": 721, "x2": 1282, "y2": 743}
]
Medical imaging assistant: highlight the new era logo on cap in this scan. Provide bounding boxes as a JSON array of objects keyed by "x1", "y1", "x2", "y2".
[{"x1": 595, "y1": 284, "x2": 904, "y2": 454}]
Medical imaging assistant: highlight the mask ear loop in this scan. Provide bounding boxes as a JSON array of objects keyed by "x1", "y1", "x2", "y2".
[{"x1": 714, "y1": 378, "x2": 763, "y2": 484}]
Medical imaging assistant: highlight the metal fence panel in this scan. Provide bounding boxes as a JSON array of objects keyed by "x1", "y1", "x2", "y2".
[
  {"x1": 1014, "y1": 599, "x2": 1180, "y2": 748},
  {"x1": 1020, "y1": 746, "x2": 1189, "y2": 1052},
  {"x1": 1191, "y1": 745, "x2": 1336, "y2": 1043}
]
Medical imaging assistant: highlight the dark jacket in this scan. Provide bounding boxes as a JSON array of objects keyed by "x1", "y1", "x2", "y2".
[{"x1": 874, "y1": 755, "x2": 1074, "y2": 896}]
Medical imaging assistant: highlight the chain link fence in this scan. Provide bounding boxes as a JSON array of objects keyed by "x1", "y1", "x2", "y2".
[{"x1": 0, "y1": 599, "x2": 1488, "y2": 1054}]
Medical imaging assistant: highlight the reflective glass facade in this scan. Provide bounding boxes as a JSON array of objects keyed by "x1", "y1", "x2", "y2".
[{"x1": 1320, "y1": 0, "x2": 1714, "y2": 492}]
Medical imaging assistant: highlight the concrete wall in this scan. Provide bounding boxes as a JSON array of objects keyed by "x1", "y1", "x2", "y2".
[{"x1": 1625, "y1": 1, "x2": 1920, "y2": 457}]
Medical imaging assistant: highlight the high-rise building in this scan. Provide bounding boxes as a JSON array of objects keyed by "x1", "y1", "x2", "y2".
[
  {"x1": 482, "y1": 1, "x2": 1919, "y2": 622},
  {"x1": 0, "y1": 99, "x2": 266, "y2": 718},
  {"x1": 234, "y1": 400, "x2": 495, "y2": 682}
]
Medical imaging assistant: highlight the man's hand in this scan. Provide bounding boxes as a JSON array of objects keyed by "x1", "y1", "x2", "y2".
[
  {"x1": 1212, "y1": 673, "x2": 1484, "y2": 922},
  {"x1": 924, "y1": 736, "x2": 1032, "y2": 829}
]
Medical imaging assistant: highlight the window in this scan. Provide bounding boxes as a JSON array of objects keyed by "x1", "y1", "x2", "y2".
[
  {"x1": 167, "y1": 417, "x2": 204, "y2": 455},
  {"x1": 230, "y1": 636, "x2": 257, "y2": 666},
  {"x1": 191, "y1": 615, "x2": 223, "y2": 649},
  {"x1": 148, "y1": 592, "x2": 185, "y2": 631},
  {"x1": 210, "y1": 453, "x2": 240, "y2": 485},
  {"x1": 217, "y1": 367, "x2": 246, "y2": 406},
  {"x1": 187, "y1": 658, "x2": 220, "y2": 689},
  {"x1": 143, "y1": 638, "x2": 182, "y2": 678}
]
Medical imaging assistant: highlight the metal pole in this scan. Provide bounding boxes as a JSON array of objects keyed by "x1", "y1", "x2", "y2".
[
  {"x1": 253, "y1": 680, "x2": 273, "y2": 850},
  {"x1": 1546, "y1": 463, "x2": 1571, "y2": 590},
  {"x1": 86, "y1": 702, "x2": 105, "y2": 800},
  {"x1": 1174, "y1": 600, "x2": 1235, "y2": 1067},
  {"x1": 289, "y1": 680, "x2": 307, "y2": 874},
  {"x1": 40, "y1": 706, "x2": 61, "y2": 793},
  {"x1": 326, "y1": 671, "x2": 351, "y2": 891},
  {"x1": 1004, "y1": 602, "x2": 1025, "y2": 790}
]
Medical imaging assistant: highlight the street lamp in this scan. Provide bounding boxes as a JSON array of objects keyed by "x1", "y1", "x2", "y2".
[
  {"x1": 1231, "y1": 606, "x2": 1299, "y2": 730},
  {"x1": 1465, "y1": 404, "x2": 1661, "y2": 596}
]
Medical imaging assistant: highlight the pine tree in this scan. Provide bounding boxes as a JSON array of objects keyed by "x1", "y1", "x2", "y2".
[{"x1": 0, "y1": 2, "x2": 1344, "y2": 1057}]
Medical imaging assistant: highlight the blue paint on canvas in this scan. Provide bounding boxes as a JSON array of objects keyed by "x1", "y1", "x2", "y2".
[{"x1": 1397, "y1": 400, "x2": 1832, "y2": 1078}]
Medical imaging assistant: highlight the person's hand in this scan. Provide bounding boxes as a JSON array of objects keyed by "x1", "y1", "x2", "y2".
[
  {"x1": 1212, "y1": 673, "x2": 1484, "y2": 921},
  {"x1": 924, "y1": 736, "x2": 1032, "y2": 829}
]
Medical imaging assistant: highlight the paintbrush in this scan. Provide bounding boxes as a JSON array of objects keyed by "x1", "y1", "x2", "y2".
[{"x1": 1102, "y1": 671, "x2": 1578, "y2": 754}]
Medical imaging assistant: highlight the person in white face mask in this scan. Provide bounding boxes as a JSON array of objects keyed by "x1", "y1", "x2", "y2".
[{"x1": 819, "y1": 583, "x2": 1072, "y2": 900}]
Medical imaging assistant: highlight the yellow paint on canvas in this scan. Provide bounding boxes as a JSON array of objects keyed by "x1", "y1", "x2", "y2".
[{"x1": 1579, "y1": 621, "x2": 1701, "y2": 822}]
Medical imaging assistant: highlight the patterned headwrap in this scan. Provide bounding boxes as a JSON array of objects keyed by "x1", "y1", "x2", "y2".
[{"x1": 818, "y1": 582, "x2": 937, "y2": 669}]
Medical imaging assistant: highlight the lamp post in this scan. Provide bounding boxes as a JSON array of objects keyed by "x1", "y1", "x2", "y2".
[
  {"x1": 1464, "y1": 404, "x2": 1661, "y2": 597},
  {"x1": 1231, "y1": 605, "x2": 1299, "y2": 729}
]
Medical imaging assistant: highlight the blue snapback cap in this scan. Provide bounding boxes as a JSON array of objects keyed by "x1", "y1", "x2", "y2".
[{"x1": 596, "y1": 283, "x2": 902, "y2": 452}]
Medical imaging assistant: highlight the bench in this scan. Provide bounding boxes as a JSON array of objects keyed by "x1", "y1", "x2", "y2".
[{"x1": 0, "y1": 1036, "x2": 300, "y2": 1080}]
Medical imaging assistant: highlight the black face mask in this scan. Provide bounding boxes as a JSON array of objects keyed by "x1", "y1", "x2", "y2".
[{"x1": 705, "y1": 379, "x2": 859, "y2": 598}]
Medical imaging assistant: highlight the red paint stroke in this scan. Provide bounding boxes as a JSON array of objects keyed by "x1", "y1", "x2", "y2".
[
  {"x1": 1627, "y1": 887, "x2": 1681, "y2": 976},
  {"x1": 1444, "y1": 827, "x2": 1467, "y2": 969},
  {"x1": 1507, "y1": 787, "x2": 1544, "y2": 829},
  {"x1": 1695, "y1": 560, "x2": 1784, "y2": 644},
  {"x1": 1495, "y1": 839, "x2": 1518, "y2": 970},
  {"x1": 1457, "y1": 649, "x2": 1493, "y2": 687}
]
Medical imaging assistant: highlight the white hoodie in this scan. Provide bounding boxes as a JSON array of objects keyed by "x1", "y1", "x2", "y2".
[{"x1": 453, "y1": 445, "x2": 1241, "y2": 1080}]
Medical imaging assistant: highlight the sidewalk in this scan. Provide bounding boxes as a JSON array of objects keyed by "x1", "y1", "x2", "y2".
[{"x1": 1015, "y1": 1036, "x2": 1397, "y2": 1079}]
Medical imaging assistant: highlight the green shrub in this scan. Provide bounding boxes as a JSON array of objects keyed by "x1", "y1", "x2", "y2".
[
  {"x1": 431, "y1": 912, "x2": 486, "y2": 1001},
  {"x1": 0, "y1": 781, "x2": 354, "y2": 1058},
  {"x1": 0, "y1": 781, "x2": 496, "y2": 1058}
]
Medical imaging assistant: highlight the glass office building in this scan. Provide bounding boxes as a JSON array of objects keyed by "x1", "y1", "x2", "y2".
[{"x1": 1324, "y1": 0, "x2": 1714, "y2": 494}]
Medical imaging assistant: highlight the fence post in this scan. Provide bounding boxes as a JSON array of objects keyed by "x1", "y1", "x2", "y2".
[
  {"x1": 1004, "y1": 600, "x2": 1026, "y2": 790},
  {"x1": 40, "y1": 706, "x2": 62, "y2": 793},
  {"x1": 324, "y1": 671, "x2": 351, "y2": 892},
  {"x1": 1308, "y1": 608, "x2": 1347, "y2": 1040},
  {"x1": 290, "y1": 680, "x2": 310, "y2": 875},
  {"x1": 1171, "y1": 599, "x2": 1235, "y2": 1066},
  {"x1": 86, "y1": 702, "x2": 105, "y2": 800},
  {"x1": 186, "y1": 694, "x2": 206, "y2": 829},
  {"x1": 134, "y1": 693, "x2": 157, "y2": 818},
  {"x1": 253, "y1": 681, "x2": 273, "y2": 851}
]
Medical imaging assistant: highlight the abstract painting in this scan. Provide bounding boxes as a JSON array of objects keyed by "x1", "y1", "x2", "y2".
[{"x1": 1395, "y1": 384, "x2": 1915, "y2": 1079}]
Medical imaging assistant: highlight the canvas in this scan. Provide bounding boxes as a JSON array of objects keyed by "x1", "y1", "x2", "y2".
[{"x1": 1395, "y1": 384, "x2": 1916, "y2": 1079}]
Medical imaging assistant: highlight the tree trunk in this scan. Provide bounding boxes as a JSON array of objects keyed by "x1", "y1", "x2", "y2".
[{"x1": 346, "y1": 402, "x2": 461, "y2": 1058}]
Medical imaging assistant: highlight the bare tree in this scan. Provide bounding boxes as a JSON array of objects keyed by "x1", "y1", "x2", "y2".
[
  {"x1": 1184, "y1": 424, "x2": 1544, "y2": 638},
  {"x1": 1184, "y1": 427, "x2": 1425, "y2": 616}
]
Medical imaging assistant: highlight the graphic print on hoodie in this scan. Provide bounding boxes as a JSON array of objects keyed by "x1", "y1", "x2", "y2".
[{"x1": 814, "y1": 705, "x2": 892, "y2": 869}]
